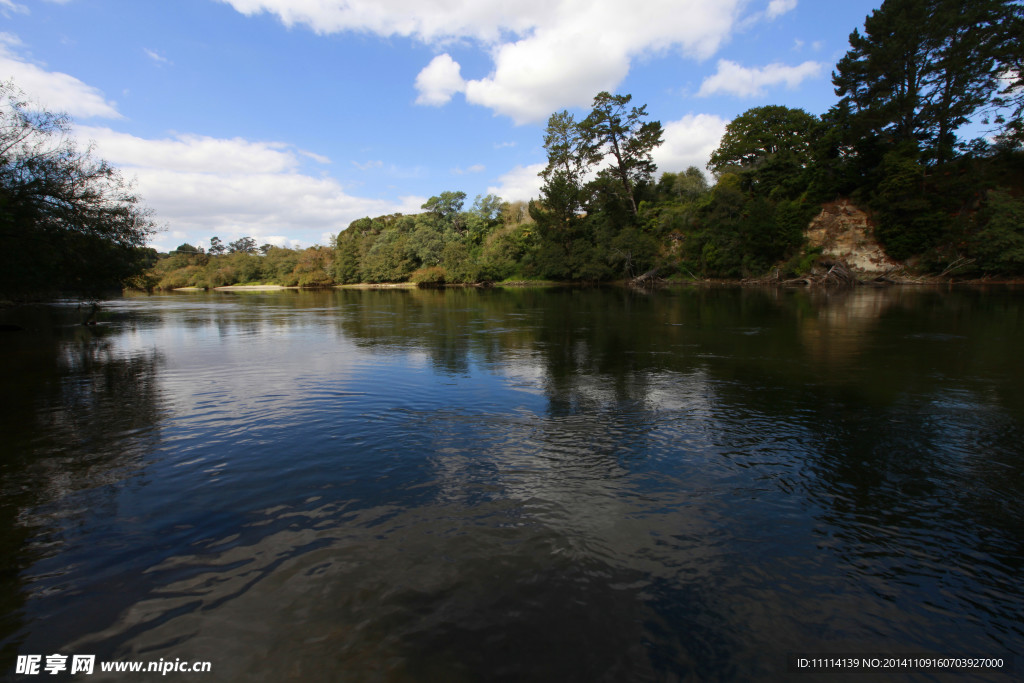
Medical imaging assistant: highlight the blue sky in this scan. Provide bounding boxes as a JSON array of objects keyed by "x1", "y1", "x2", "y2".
[{"x1": 2, "y1": 0, "x2": 884, "y2": 252}]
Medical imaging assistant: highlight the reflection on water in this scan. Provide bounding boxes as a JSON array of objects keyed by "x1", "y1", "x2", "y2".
[{"x1": 1, "y1": 287, "x2": 1022, "y2": 681}]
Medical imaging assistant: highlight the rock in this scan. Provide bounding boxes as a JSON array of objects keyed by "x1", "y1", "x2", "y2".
[{"x1": 805, "y1": 200, "x2": 899, "y2": 275}]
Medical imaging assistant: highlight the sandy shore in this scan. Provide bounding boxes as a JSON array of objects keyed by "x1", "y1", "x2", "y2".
[
  {"x1": 336, "y1": 283, "x2": 418, "y2": 289},
  {"x1": 212, "y1": 285, "x2": 300, "y2": 291}
]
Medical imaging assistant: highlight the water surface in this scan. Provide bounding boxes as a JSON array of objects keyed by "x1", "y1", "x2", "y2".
[{"x1": 1, "y1": 287, "x2": 1022, "y2": 681}]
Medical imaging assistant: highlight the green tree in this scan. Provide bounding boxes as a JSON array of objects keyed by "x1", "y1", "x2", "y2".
[
  {"x1": 292, "y1": 246, "x2": 335, "y2": 286},
  {"x1": 539, "y1": 110, "x2": 597, "y2": 221},
  {"x1": 578, "y1": 92, "x2": 664, "y2": 216},
  {"x1": 833, "y1": 0, "x2": 1008, "y2": 164},
  {"x1": 970, "y1": 188, "x2": 1024, "y2": 272},
  {"x1": 228, "y1": 236, "x2": 258, "y2": 254},
  {"x1": 657, "y1": 167, "x2": 710, "y2": 203},
  {"x1": 421, "y1": 191, "x2": 467, "y2": 233},
  {"x1": 0, "y1": 81, "x2": 155, "y2": 296},
  {"x1": 989, "y1": 3, "x2": 1024, "y2": 146},
  {"x1": 261, "y1": 246, "x2": 300, "y2": 285},
  {"x1": 707, "y1": 105, "x2": 819, "y2": 198}
]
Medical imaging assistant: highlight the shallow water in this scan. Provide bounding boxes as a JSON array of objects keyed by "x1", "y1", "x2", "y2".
[{"x1": 1, "y1": 287, "x2": 1022, "y2": 681}]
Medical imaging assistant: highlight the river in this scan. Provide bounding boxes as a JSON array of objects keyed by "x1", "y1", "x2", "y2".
[{"x1": 1, "y1": 286, "x2": 1021, "y2": 681}]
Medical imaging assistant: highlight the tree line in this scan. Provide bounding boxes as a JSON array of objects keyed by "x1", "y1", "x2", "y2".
[
  {"x1": 328, "y1": 0, "x2": 1024, "y2": 285},
  {"x1": 5, "y1": 0, "x2": 1022, "y2": 298}
]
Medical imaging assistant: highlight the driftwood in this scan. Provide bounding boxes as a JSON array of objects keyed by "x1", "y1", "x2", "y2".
[
  {"x1": 782, "y1": 260, "x2": 860, "y2": 288},
  {"x1": 629, "y1": 268, "x2": 663, "y2": 289},
  {"x1": 823, "y1": 261, "x2": 858, "y2": 287}
]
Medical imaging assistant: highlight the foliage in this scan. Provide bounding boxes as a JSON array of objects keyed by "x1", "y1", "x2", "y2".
[
  {"x1": 708, "y1": 105, "x2": 819, "y2": 199},
  {"x1": 969, "y1": 188, "x2": 1024, "y2": 272},
  {"x1": 0, "y1": 81, "x2": 156, "y2": 296},
  {"x1": 833, "y1": 0, "x2": 1009, "y2": 165},
  {"x1": 228, "y1": 236, "x2": 258, "y2": 254},
  {"x1": 149, "y1": 239, "x2": 340, "y2": 289},
  {"x1": 578, "y1": 92, "x2": 664, "y2": 216},
  {"x1": 292, "y1": 246, "x2": 334, "y2": 286},
  {"x1": 410, "y1": 266, "x2": 447, "y2": 285}
]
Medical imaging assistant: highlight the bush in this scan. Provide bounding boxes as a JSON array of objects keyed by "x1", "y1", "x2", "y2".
[
  {"x1": 970, "y1": 188, "x2": 1024, "y2": 273},
  {"x1": 410, "y1": 266, "x2": 447, "y2": 285}
]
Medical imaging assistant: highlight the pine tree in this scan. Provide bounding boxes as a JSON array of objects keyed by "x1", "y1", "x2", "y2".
[{"x1": 833, "y1": 0, "x2": 1007, "y2": 163}]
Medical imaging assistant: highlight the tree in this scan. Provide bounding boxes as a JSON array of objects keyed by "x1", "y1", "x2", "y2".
[
  {"x1": 539, "y1": 110, "x2": 597, "y2": 220},
  {"x1": 578, "y1": 92, "x2": 663, "y2": 216},
  {"x1": 989, "y1": 2, "x2": 1024, "y2": 146},
  {"x1": 657, "y1": 167, "x2": 709, "y2": 202},
  {"x1": 421, "y1": 191, "x2": 467, "y2": 232},
  {"x1": 0, "y1": 81, "x2": 155, "y2": 295},
  {"x1": 292, "y1": 246, "x2": 335, "y2": 286},
  {"x1": 707, "y1": 105, "x2": 819, "y2": 197},
  {"x1": 228, "y1": 236, "x2": 258, "y2": 254},
  {"x1": 208, "y1": 236, "x2": 225, "y2": 255},
  {"x1": 833, "y1": 0, "x2": 1008, "y2": 164}
]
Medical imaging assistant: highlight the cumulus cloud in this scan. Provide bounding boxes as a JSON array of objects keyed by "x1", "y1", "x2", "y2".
[
  {"x1": 77, "y1": 126, "x2": 424, "y2": 248},
  {"x1": 0, "y1": 33, "x2": 121, "y2": 118},
  {"x1": 220, "y1": 0, "x2": 746, "y2": 123},
  {"x1": 414, "y1": 53, "x2": 465, "y2": 106},
  {"x1": 652, "y1": 113, "x2": 729, "y2": 175},
  {"x1": 76, "y1": 127, "x2": 299, "y2": 174},
  {"x1": 487, "y1": 162, "x2": 545, "y2": 202},
  {"x1": 697, "y1": 59, "x2": 823, "y2": 97}
]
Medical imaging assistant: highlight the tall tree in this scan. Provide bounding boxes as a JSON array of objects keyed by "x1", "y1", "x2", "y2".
[
  {"x1": 708, "y1": 105, "x2": 819, "y2": 197},
  {"x1": 421, "y1": 191, "x2": 466, "y2": 232},
  {"x1": 0, "y1": 81, "x2": 155, "y2": 295},
  {"x1": 833, "y1": 0, "x2": 1007, "y2": 163},
  {"x1": 578, "y1": 92, "x2": 663, "y2": 216},
  {"x1": 539, "y1": 110, "x2": 597, "y2": 219},
  {"x1": 990, "y1": 2, "x2": 1024, "y2": 146},
  {"x1": 228, "y1": 236, "x2": 258, "y2": 254}
]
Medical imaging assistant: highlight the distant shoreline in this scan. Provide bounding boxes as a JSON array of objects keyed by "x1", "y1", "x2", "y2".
[{"x1": 161, "y1": 277, "x2": 1024, "y2": 295}]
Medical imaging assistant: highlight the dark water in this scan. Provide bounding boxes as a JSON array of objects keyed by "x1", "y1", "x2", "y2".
[{"x1": 1, "y1": 287, "x2": 1022, "y2": 682}]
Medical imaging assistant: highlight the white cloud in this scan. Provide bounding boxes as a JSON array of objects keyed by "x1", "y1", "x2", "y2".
[
  {"x1": 697, "y1": 59, "x2": 823, "y2": 97},
  {"x1": 218, "y1": 0, "x2": 545, "y2": 42},
  {"x1": 220, "y1": 0, "x2": 746, "y2": 123},
  {"x1": 0, "y1": 34, "x2": 121, "y2": 118},
  {"x1": 78, "y1": 126, "x2": 425, "y2": 247},
  {"x1": 144, "y1": 48, "x2": 171, "y2": 65},
  {"x1": 0, "y1": 1, "x2": 28, "y2": 16},
  {"x1": 263, "y1": 235, "x2": 303, "y2": 249},
  {"x1": 487, "y1": 162, "x2": 545, "y2": 202},
  {"x1": 766, "y1": 0, "x2": 797, "y2": 19},
  {"x1": 300, "y1": 149, "x2": 331, "y2": 164},
  {"x1": 414, "y1": 53, "x2": 465, "y2": 105},
  {"x1": 652, "y1": 113, "x2": 729, "y2": 174},
  {"x1": 76, "y1": 126, "x2": 299, "y2": 174},
  {"x1": 352, "y1": 159, "x2": 383, "y2": 170}
]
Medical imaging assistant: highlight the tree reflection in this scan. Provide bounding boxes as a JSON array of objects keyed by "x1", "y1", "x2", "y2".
[{"x1": 0, "y1": 309, "x2": 163, "y2": 669}]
